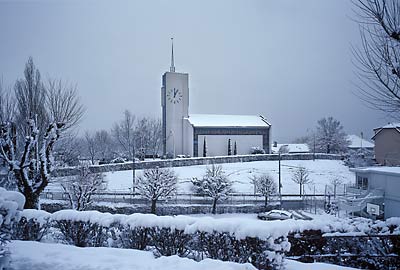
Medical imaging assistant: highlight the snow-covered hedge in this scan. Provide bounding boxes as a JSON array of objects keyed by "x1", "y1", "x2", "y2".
[
  {"x1": 0, "y1": 188, "x2": 25, "y2": 269},
  {"x1": 13, "y1": 210, "x2": 289, "y2": 269},
  {"x1": 11, "y1": 209, "x2": 400, "y2": 269}
]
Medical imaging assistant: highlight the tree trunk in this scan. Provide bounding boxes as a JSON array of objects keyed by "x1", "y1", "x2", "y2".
[
  {"x1": 299, "y1": 184, "x2": 302, "y2": 197},
  {"x1": 24, "y1": 191, "x2": 40, "y2": 209},
  {"x1": 264, "y1": 196, "x2": 268, "y2": 209},
  {"x1": 151, "y1": 199, "x2": 157, "y2": 214},
  {"x1": 212, "y1": 198, "x2": 217, "y2": 214}
]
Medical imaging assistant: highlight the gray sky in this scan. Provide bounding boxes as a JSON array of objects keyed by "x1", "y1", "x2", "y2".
[{"x1": 0, "y1": 0, "x2": 391, "y2": 142}]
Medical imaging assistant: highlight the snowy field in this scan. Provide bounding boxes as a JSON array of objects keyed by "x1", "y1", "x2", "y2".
[
  {"x1": 102, "y1": 159, "x2": 354, "y2": 195},
  {"x1": 8, "y1": 241, "x2": 358, "y2": 270}
]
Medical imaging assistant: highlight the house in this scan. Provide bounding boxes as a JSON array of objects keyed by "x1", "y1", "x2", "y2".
[
  {"x1": 161, "y1": 40, "x2": 271, "y2": 157},
  {"x1": 372, "y1": 123, "x2": 400, "y2": 166},
  {"x1": 271, "y1": 143, "x2": 310, "y2": 154},
  {"x1": 346, "y1": 134, "x2": 374, "y2": 152},
  {"x1": 343, "y1": 166, "x2": 400, "y2": 219}
]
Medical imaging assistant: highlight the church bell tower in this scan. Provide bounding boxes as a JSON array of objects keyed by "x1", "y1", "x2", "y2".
[{"x1": 161, "y1": 38, "x2": 189, "y2": 157}]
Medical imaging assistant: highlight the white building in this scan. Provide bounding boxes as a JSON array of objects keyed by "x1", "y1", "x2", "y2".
[
  {"x1": 161, "y1": 40, "x2": 271, "y2": 157},
  {"x1": 343, "y1": 167, "x2": 400, "y2": 219}
]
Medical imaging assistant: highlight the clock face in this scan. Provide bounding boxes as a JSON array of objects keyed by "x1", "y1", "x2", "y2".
[{"x1": 167, "y1": 88, "x2": 183, "y2": 104}]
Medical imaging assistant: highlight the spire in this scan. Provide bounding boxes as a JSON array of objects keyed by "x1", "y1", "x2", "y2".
[{"x1": 170, "y1": 37, "x2": 175, "y2": 72}]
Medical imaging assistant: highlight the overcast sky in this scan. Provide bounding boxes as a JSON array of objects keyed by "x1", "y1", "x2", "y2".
[{"x1": 0, "y1": 0, "x2": 391, "y2": 142}]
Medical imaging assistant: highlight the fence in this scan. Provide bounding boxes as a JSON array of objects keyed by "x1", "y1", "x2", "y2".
[{"x1": 41, "y1": 191, "x2": 327, "y2": 211}]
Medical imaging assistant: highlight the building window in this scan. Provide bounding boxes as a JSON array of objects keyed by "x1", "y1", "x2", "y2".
[
  {"x1": 356, "y1": 176, "x2": 368, "y2": 190},
  {"x1": 362, "y1": 177, "x2": 368, "y2": 190}
]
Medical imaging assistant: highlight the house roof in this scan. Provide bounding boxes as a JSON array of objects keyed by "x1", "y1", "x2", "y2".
[
  {"x1": 186, "y1": 114, "x2": 270, "y2": 128},
  {"x1": 271, "y1": 143, "x2": 310, "y2": 154},
  {"x1": 351, "y1": 166, "x2": 400, "y2": 177},
  {"x1": 372, "y1": 123, "x2": 400, "y2": 140},
  {"x1": 347, "y1": 134, "x2": 374, "y2": 149}
]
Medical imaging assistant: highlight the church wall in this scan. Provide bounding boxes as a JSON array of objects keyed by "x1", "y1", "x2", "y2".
[
  {"x1": 183, "y1": 119, "x2": 194, "y2": 157},
  {"x1": 193, "y1": 127, "x2": 270, "y2": 157},
  {"x1": 198, "y1": 135, "x2": 263, "y2": 156}
]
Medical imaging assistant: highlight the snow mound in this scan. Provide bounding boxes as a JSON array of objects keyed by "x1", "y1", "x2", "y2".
[{"x1": 8, "y1": 241, "x2": 257, "y2": 270}]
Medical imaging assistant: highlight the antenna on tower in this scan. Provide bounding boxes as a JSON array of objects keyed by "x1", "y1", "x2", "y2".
[{"x1": 170, "y1": 37, "x2": 175, "y2": 72}]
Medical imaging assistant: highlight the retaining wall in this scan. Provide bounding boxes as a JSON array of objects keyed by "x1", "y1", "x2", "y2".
[{"x1": 53, "y1": 153, "x2": 343, "y2": 177}]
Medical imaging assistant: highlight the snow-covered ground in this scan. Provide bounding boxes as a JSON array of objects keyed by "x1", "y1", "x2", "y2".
[
  {"x1": 7, "y1": 241, "x2": 358, "y2": 270},
  {"x1": 102, "y1": 160, "x2": 354, "y2": 194}
]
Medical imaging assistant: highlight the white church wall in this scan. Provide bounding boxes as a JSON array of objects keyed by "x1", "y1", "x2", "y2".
[
  {"x1": 198, "y1": 135, "x2": 263, "y2": 156},
  {"x1": 183, "y1": 119, "x2": 194, "y2": 157}
]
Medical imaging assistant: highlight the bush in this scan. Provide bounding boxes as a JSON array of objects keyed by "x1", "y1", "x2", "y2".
[
  {"x1": 251, "y1": 147, "x2": 265, "y2": 154},
  {"x1": 53, "y1": 220, "x2": 109, "y2": 247}
]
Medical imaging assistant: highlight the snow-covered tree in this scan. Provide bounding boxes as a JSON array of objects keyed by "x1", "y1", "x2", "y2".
[
  {"x1": 250, "y1": 173, "x2": 277, "y2": 208},
  {"x1": 191, "y1": 164, "x2": 233, "y2": 214},
  {"x1": 0, "y1": 120, "x2": 64, "y2": 209},
  {"x1": 314, "y1": 117, "x2": 349, "y2": 154},
  {"x1": 291, "y1": 166, "x2": 312, "y2": 196},
  {"x1": 61, "y1": 166, "x2": 105, "y2": 210},
  {"x1": 202, "y1": 137, "x2": 207, "y2": 157},
  {"x1": 137, "y1": 167, "x2": 177, "y2": 214}
]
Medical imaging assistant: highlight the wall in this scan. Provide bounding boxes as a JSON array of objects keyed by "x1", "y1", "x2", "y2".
[
  {"x1": 198, "y1": 134, "x2": 262, "y2": 156},
  {"x1": 53, "y1": 153, "x2": 342, "y2": 177},
  {"x1": 374, "y1": 129, "x2": 400, "y2": 166}
]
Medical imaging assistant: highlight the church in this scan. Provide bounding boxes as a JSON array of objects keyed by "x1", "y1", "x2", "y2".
[{"x1": 161, "y1": 40, "x2": 271, "y2": 157}]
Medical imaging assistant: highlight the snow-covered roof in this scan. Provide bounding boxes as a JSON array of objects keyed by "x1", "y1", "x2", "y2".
[
  {"x1": 374, "y1": 122, "x2": 400, "y2": 130},
  {"x1": 347, "y1": 135, "x2": 374, "y2": 149},
  {"x1": 351, "y1": 166, "x2": 400, "y2": 177},
  {"x1": 187, "y1": 114, "x2": 270, "y2": 128},
  {"x1": 372, "y1": 123, "x2": 400, "y2": 140},
  {"x1": 271, "y1": 143, "x2": 310, "y2": 154}
]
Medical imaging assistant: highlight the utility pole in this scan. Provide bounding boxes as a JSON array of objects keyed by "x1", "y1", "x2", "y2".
[
  {"x1": 278, "y1": 152, "x2": 282, "y2": 209},
  {"x1": 132, "y1": 142, "x2": 136, "y2": 195}
]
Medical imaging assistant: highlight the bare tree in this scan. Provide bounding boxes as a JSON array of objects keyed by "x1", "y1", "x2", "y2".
[
  {"x1": 0, "y1": 81, "x2": 15, "y2": 124},
  {"x1": 112, "y1": 110, "x2": 135, "y2": 160},
  {"x1": 353, "y1": 0, "x2": 400, "y2": 118},
  {"x1": 147, "y1": 118, "x2": 162, "y2": 158},
  {"x1": 291, "y1": 166, "x2": 312, "y2": 197},
  {"x1": 61, "y1": 166, "x2": 106, "y2": 210},
  {"x1": 250, "y1": 173, "x2": 277, "y2": 208},
  {"x1": 46, "y1": 79, "x2": 85, "y2": 131},
  {"x1": 54, "y1": 132, "x2": 83, "y2": 167},
  {"x1": 330, "y1": 177, "x2": 343, "y2": 198},
  {"x1": 191, "y1": 164, "x2": 233, "y2": 214},
  {"x1": 0, "y1": 120, "x2": 64, "y2": 209},
  {"x1": 314, "y1": 117, "x2": 349, "y2": 154},
  {"x1": 137, "y1": 167, "x2": 177, "y2": 214},
  {"x1": 94, "y1": 130, "x2": 113, "y2": 162},
  {"x1": 84, "y1": 132, "x2": 98, "y2": 165},
  {"x1": 14, "y1": 57, "x2": 48, "y2": 138}
]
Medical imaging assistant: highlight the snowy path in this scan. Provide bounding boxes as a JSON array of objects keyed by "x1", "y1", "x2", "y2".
[{"x1": 8, "y1": 241, "x2": 358, "y2": 270}]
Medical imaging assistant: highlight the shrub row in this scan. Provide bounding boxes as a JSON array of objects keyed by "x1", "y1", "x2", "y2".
[{"x1": 12, "y1": 210, "x2": 289, "y2": 270}]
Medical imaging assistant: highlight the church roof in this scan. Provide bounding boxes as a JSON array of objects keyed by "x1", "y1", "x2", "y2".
[{"x1": 187, "y1": 114, "x2": 270, "y2": 128}]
